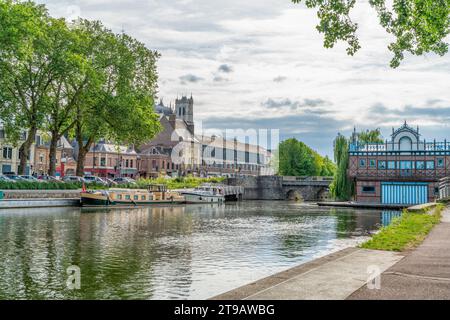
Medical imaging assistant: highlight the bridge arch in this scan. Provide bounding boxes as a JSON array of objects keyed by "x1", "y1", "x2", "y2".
[{"x1": 286, "y1": 190, "x2": 304, "y2": 201}]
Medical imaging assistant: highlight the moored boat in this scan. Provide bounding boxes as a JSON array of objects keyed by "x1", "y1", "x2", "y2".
[
  {"x1": 180, "y1": 184, "x2": 225, "y2": 204},
  {"x1": 81, "y1": 184, "x2": 185, "y2": 206}
]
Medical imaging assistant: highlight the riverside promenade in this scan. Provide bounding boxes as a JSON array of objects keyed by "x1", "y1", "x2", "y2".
[
  {"x1": 212, "y1": 206, "x2": 450, "y2": 300},
  {"x1": 349, "y1": 207, "x2": 450, "y2": 299}
]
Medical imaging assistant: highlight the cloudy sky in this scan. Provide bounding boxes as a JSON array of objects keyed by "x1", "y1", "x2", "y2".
[{"x1": 39, "y1": 0, "x2": 450, "y2": 157}]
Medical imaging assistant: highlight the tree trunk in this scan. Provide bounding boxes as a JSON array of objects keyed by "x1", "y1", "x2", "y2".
[
  {"x1": 75, "y1": 134, "x2": 93, "y2": 177},
  {"x1": 18, "y1": 126, "x2": 37, "y2": 175},
  {"x1": 48, "y1": 132, "x2": 59, "y2": 176}
]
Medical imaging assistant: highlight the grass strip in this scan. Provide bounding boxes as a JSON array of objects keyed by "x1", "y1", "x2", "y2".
[{"x1": 360, "y1": 204, "x2": 444, "y2": 252}]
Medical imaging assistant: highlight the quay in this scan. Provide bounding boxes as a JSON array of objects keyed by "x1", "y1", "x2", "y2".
[
  {"x1": 317, "y1": 201, "x2": 409, "y2": 210},
  {"x1": 0, "y1": 198, "x2": 80, "y2": 209},
  {"x1": 212, "y1": 205, "x2": 450, "y2": 300},
  {"x1": 211, "y1": 248, "x2": 404, "y2": 300}
]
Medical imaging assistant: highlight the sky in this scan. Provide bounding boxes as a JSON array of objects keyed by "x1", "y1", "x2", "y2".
[{"x1": 38, "y1": 0, "x2": 450, "y2": 157}]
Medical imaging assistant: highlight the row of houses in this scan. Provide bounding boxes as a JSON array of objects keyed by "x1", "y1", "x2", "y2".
[{"x1": 0, "y1": 96, "x2": 272, "y2": 178}]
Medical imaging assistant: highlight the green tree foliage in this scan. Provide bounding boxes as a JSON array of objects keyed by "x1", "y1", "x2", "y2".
[
  {"x1": 357, "y1": 128, "x2": 384, "y2": 144},
  {"x1": 0, "y1": 1, "x2": 58, "y2": 174},
  {"x1": 278, "y1": 138, "x2": 336, "y2": 176},
  {"x1": 291, "y1": 0, "x2": 450, "y2": 67},
  {"x1": 0, "y1": 1, "x2": 161, "y2": 176},
  {"x1": 330, "y1": 134, "x2": 353, "y2": 200},
  {"x1": 71, "y1": 19, "x2": 161, "y2": 176}
]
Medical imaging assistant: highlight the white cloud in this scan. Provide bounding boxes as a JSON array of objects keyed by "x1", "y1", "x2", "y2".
[{"x1": 38, "y1": 0, "x2": 450, "y2": 157}]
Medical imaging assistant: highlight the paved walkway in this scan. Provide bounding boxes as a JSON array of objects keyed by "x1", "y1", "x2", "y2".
[
  {"x1": 348, "y1": 208, "x2": 450, "y2": 300},
  {"x1": 211, "y1": 248, "x2": 403, "y2": 300}
]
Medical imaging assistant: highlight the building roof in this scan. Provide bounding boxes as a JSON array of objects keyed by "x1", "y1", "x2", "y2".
[
  {"x1": 392, "y1": 121, "x2": 420, "y2": 138},
  {"x1": 154, "y1": 99, "x2": 174, "y2": 116},
  {"x1": 91, "y1": 143, "x2": 137, "y2": 155},
  {"x1": 196, "y1": 134, "x2": 269, "y2": 154}
]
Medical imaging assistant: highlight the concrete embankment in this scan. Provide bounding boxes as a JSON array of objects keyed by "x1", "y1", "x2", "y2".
[
  {"x1": 211, "y1": 248, "x2": 404, "y2": 300},
  {"x1": 0, "y1": 198, "x2": 80, "y2": 209},
  {"x1": 0, "y1": 190, "x2": 81, "y2": 209}
]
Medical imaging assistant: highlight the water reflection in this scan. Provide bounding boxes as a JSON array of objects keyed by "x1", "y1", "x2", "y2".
[
  {"x1": 0, "y1": 202, "x2": 397, "y2": 300},
  {"x1": 381, "y1": 211, "x2": 403, "y2": 227}
]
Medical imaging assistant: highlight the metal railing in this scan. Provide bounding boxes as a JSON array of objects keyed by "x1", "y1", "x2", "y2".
[
  {"x1": 350, "y1": 141, "x2": 450, "y2": 153},
  {"x1": 282, "y1": 176, "x2": 334, "y2": 182}
]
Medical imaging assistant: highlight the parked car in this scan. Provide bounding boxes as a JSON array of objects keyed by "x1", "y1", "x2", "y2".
[
  {"x1": 38, "y1": 175, "x2": 59, "y2": 182},
  {"x1": 0, "y1": 175, "x2": 15, "y2": 182},
  {"x1": 62, "y1": 176, "x2": 86, "y2": 183},
  {"x1": 104, "y1": 178, "x2": 118, "y2": 187},
  {"x1": 113, "y1": 177, "x2": 137, "y2": 185},
  {"x1": 5, "y1": 175, "x2": 25, "y2": 181},
  {"x1": 83, "y1": 175, "x2": 108, "y2": 186},
  {"x1": 19, "y1": 175, "x2": 40, "y2": 182}
]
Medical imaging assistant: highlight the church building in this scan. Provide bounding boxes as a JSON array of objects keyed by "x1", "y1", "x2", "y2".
[{"x1": 137, "y1": 96, "x2": 271, "y2": 178}]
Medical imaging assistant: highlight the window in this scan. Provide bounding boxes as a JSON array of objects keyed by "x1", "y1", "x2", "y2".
[
  {"x1": 125, "y1": 159, "x2": 129, "y2": 168},
  {"x1": 437, "y1": 158, "x2": 444, "y2": 168},
  {"x1": 130, "y1": 160, "x2": 133, "y2": 168},
  {"x1": 2, "y1": 147, "x2": 12, "y2": 159},
  {"x1": 362, "y1": 186, "x2": 376, "y2": 193},
  {"x1": 35, "y1": 135, "x2": 41, "y2": 146},
  {"x1": 141, "y1": 196, "x2": 146, "y2": 200},
  {"x1": 39, "y1": 154, "x2": 44, "y2": 164},
  {"x1": 388, "y1": 161, "x2": 396, "y2": 169},
  {"x1": 400, "y1": 161, "x2": 413, "y2": 170},
  {"x1": 100, "y1": 157, "x2": 106, "y2": 167},
  {"x1": 369, "y1": 159, "x2": 376, "y2": 168},
  {"x1": 416, "y1": 161, "x2": 425, "y2": 169},
  {"x1": 117, "y1": 194, "x2": 122, "y2": 200},
  {"x1": 359, "y1": 159, "x2": 366, "y2": 168},
  {"x1": 378, "y1": 161, "x2": 386, "y2": 169},
  {"x1": 0, "y1": 129, "x2": 5, "y2": 139},
  {"x1": 134, "y1": 195, "x2": 139, "y2": 200},
  {"x1": 125, "y1": 195, "x2": 131, "y2": 200},
  {"x1": 426, "y1": 161, "x2": 435, "y2": 169}
]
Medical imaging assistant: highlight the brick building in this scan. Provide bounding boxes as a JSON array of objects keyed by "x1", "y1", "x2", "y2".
[
  {"x1": 348, "y1": 122, "x2": 448, "y2": 204},
  {"x1": 84, "y1": 142, "x2": 138, "y2": 178},
  {"x1": 137, "y1": 97, "x2": 272, "y2": 178}
]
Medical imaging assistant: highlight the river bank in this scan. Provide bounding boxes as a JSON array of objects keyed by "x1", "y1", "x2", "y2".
[{"x1": 212, "y1": 203, "x2": 447, "y2": 300}]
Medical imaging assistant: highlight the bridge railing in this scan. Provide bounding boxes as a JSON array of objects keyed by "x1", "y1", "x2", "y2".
[{"x1": 282, "y1": 176, "x2": 334, "y2": 182}]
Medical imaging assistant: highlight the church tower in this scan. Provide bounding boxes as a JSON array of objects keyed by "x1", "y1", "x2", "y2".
[{"x1": 175, "y1": 94, "x2": 194, "y2": 133}]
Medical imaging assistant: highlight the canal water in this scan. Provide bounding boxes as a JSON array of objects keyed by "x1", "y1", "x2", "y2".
[{"x1": 0, "y1": 202, "x2": 399, "y2": 300}]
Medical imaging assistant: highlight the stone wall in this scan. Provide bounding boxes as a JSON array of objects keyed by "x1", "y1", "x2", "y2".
[
  {"x1": 2, "y1": 189, "x2": 81, "y2": 200},
  {"x1": 227, "y1": 176, "x2": 330, "y2": 201},
  {"x1": 227, "y1": 176, "x2": 284, "y2": 200}
]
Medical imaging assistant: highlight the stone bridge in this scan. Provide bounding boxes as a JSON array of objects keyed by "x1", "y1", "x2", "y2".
[{"x1": 227, "y1": 176, "x2": 333, "y2": 201}]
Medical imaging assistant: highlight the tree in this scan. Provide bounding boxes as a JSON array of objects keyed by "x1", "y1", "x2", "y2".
[
  {"x1": 0, "y1": 0, "x2": 55, "y2": 174},
  {"x1": 291, "y1": 0, "x2": 450, "y2": 67},
  {"x1": 278, "y1": 138, "x2": 335, "y2": 176},
  {"x1": 357, "y1": 128, "x2": 383, "y2": 144},
  {"x1": 70, "y1": 20, "x2": 161, "y2": 176},
  {"x1": 43, "y1": 19, "x2": 87, "y2": 176},
  {"x1": 330, "y1": 134, "x2": 353, "y2": 200}
]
